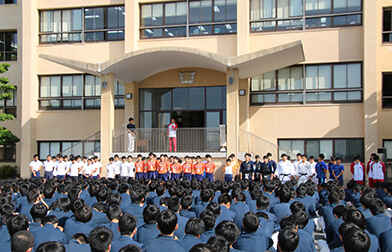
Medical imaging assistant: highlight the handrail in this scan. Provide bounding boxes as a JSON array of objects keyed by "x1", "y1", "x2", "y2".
[{"x1": 59, "y1": 131, "x2": 101, "y2": 157}]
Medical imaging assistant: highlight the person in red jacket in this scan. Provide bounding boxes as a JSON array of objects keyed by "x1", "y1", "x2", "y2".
[
  {"x1": 350, "y1": 156, "x2": 365, "y2": 185},
  {"x1": 367, "y1": 153, "x2": 376, "y2": 188},
  {"x1": 167, "y1": 118, "x2": 178, "y2": 152},
  {"x1": 371, "y1": 155, "x2": 386, "y2": 183}
]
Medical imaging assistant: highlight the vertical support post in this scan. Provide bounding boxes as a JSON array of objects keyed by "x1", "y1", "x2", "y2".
[{"x1": 226, "y1": 68, "x2": 239, "y2": 156}]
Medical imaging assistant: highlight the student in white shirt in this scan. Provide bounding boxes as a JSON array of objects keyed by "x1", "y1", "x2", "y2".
[
  {"x1": 107, "y1": 157, "x2": 116, "y2": 179},
  {"x1": 113, "y1": 154, "x2": 122, "y2": 179},
  {"x1": 93, "y1": 156, "x2": 102, "y2": 179},
  {"x1": 69, "y1": 158, "x2": 81, "y2": 180},
  {"x1": 223, "y1": 158, "x2": 234, "y2": 183},
  {"x1": 128, "y1": 155, "x2": 135, "y2": 179},
  {"x1": 308, "y1": 156, "x2": 318, "y2": 185},
  {"x1": 43, "y1": 155, "x2": 55, "y2": 180},
  {"x1": 77, "y1": 156, "x2": 84, "y2": 179},
  {"x1": 275, "y1": 154, "x2": 295, "y2": 183},
  {"x1": 56, "y1": 156, "x2": 67, "y2": 179},
  {"x1": 83, "y1": 159, "x2": 93, "y2": 179},
  {"x1": 63, "y1": 155, "x2": 71, "y2": 176},
  {"x1": 298, "y1": 154, "x2": 313, "y2": 185},
  {"x1": 120, "y1": 156, "x2": 130, "y2": 178},
  {"x1": 292, "y1": 153, "x2": 302, "y2": 179},
  {"x1": 29, "y1": 154, "x2": 42, "y2": 178}
]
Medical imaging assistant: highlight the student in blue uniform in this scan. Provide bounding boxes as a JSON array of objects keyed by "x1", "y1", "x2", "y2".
[
  {"x1": 341, "y1": 227, "x2": 371, "y2": 252},
  {"x1": 256, "y1": 195, "x2": 277, "y2": 224},
  {"x1": 142, "y1": 210, "x2": 186, "y2": 252},
  {"x1": 167, "y1": 196, "x2": 188, "y2": 239},
  {"x1": 331, "y1": 158, "x2": 345, "y2": 186},
  {"x1": 179, "y1": 196, "x2": 197, "y2": 219},
  {"x1": 292, "y1": 211, "x2": 317, "y2": 252},
  {"x1": 214, "y1": 220, "x2": 241, "y2": 252},
  {"x1": 262, "y1": 180, "x2": 279, "y2": 209},
  {"x1": 217, "y1": 193, "x2": 236, "y2": 223},
  {"x1": 290, "y1": 202, "x2": 315, "y2": 236},
  {"x1": 278, "y1": 228, "x2": 299, "y2": 252},
  {"x1": 374, "y1": 182, "x2": 388, "y2": 200},
  {"x1": 380, "y1": 226, "x2": 392, "y2": 252},
  {"x1": 176, "y1": 218, "x2": 204, "y2": 251},
  {"x1": 123, "y1": 188, "x2": 146, "y2": 228},
  {"x1": 193, "y1": 189, "x2": 214, "y2": 217},
  {"x1": 280, "y1": 215, "x2": 316, "y2": 252},
  {"x1": 384, "y1": 185, "x2": 392, "y2": 208},
  {"x1": 199, "y1": 211, "x2": 216, "y2": 243},
  {"x1": 103, "y1": 204, "x2": 122, "y2": 241},
  {"x1": 118, "y1": 183, "x2": 132, "y2": 209},
  {"x1": 316, "y1": 154, "x2": 328, "y2": 187},
  {"x1": 293, "y1": 185, "x2": 312, "y2": 215},
  {"x1": 319, "y1": 191, "x2": 340, "y2": 227},
  {"x1": 151, "y1": 185, "x2": 165, "y2": 207},
  {"x1": 64, "y1": 205, "x2": 94, "y2": 241},
  {"x1": 357, "y1": 193, "x2": 374, "y2": 219},
  {"x1": 135, "y1": 205, "x2": 161, "y2": 244},
  {"x1": 65, "y1": 233, "x2": 91, "y2": 252},
  {"x1": 366, "y1": 198, "x2": 392, "y2": 237},
  {"x1": 91, "y1": 202, "x2": 110, "y2": 227},
  {"x1": 32, "y1": 215, "x2": 67, "y2": 250},
  {"x1": 89, "y1": 226, "x2": 113, "y2": 252},
  {"x1": 233, "y1": 212, "x2": 272, "y2": 252},
  {"x1": 207, "y1": 236, "x2": 230, "y2": 252},
  {"x1": 0, "y1": 215, "x2": 29, "y2": 252},
  {"x1": 111, "y1": 213, "x2": 142, "y2": 252},
  {"x1": 29, "y1": 203, "x2": 48, "y2": 232},
  {"x1": 247, "y1": 189, "x2": 262, "y2": 212},
  {"x1": 270, "y1": 186, "x2": 292, "y2": 223},
  {"x1": 324, "y1": 205, "x2": 345, "y2": 249},
  {"x1": 19, "y1": 189, "x2": 40, "y2": 222},
  {"x1": 349, "y1": 183, "x2": 363, "y2": 208},
  {"x1": 230, "y1": 191, "x2": 250, "y2": 228},
  {"x1": 10, "y1": 231, "x2": 34, "y2": 252}
]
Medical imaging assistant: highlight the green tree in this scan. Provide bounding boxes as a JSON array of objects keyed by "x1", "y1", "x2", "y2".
[{"x1": 0, "y1": 57, "x2": 19, "y2": 144}]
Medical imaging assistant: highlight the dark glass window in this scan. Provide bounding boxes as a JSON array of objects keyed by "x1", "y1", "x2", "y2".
[
  {"x1": 382, "y1": 73, "x2": 392, "y2": 109},
  {"x1": 383, "y1": 8, "x2": 392, "y2": 43},
  {"x1": 0, "y1": 32, "x2": 17, "y2": 61},
  {"x1": 0, "y1": 144, "x2": 16, "y2": 162},
  {"x1": 0, "y1": 0, "x2": 17, "y2": 4}
]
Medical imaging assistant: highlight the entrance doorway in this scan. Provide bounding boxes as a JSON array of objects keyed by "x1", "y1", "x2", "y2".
[{"x1": 173, "y1": 111, "x2": 204, "y2": 128}]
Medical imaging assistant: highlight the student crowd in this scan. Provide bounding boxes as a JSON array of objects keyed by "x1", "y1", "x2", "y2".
[{"x1": 1, "y1": 151, "x2": 390, "y2": 252}]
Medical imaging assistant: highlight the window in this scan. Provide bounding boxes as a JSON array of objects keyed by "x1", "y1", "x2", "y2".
[
  {"x1": 39, "y1": 74, "x2": 124, "y2": 110},
  {"x1": 0, "y1": 32, "x2": 17, "y2": 61},
  {"x1": 278, "y1": 138, "x2": 364, "y2": 162},
  {"x1": 0, "y1": 89, "x2": 17, "y2": 117},
  {"x1": 0, "y1": 144, "x2": 16, "y2": 162},
  {"x1": 250, "y1": 62, "x2": 362, "y2": 105},
  {"x1": 38, "y1": 141, "x2": 100, "y2": 160},
  {"x1": 0, "y1": 0, "x2": 17, "y2": 4},
  {"x1": 39, "y1": 6, "x2": 125, "y2": 43},
  {"x1": 382, "y1": 73, "x2": 392, "y2": 109},
  {"x1": 140, "y1": 0, "x2": 237, "y2": 39},
  {"x1": 384, "y1": 8, "x2": 392, "y2": 43},
  {"x1": 383, "y1": 140, "x2": 392, "y2": 160},
  {"x1": 250, "y1": 0, "x2": 362, "y2": 32}
]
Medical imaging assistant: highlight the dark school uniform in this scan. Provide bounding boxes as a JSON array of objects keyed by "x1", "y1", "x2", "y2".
[
  {"x1": 122, "y1": 203, "x2": 146, "y2": 228},
  {"x1": 269, "y1": 202, "x2": 291, "y2": 223},
  {"x1": 111, "y1": 236, "x2": 142, "y2": 252},
  {"x1": 142, "y1": 234, "x2": 186, "y2": 252},
  {"x1": 179, "y1": 209, "x2": 197, "y2": 219},
  {"x1": 32, "y1": 224, "x2": 67, "y2": 250},
  {"x1": 366, "y1": 212, "x2": 392, "y2": 237},
  {"x1": 103, "y1": 222, "x2": 121, "y2": 241},
  {"x1": 318, "y1": 203, "x2": 336, "y2": 227},
  {"x1": 233, "y1": 232, "x2": 271, "y2": 252},
  {"x1": 65, "y1": 239, "x2": 91, "y2": 252},
  {"x1": 230, "y1": 201, "x2": 250, "y2": 228},
  {"x1": 294, "y1": 228, "x2": 317, "y2": 252},
  {"x1": 176, "y1": 234, "x2": 201, "y2": 251},
  {"x1": 193, "y1": 201, "x2": 209, "y2": 218},
  {"x1": 174, "y1": 212, "x2": 188, "y2": 239},
  {"x1": 380, "y1": 228, "x2": 392, "y2": 252},
  {"x1": 64, "y1": 218, "x2": 93, "y2": 242},
  {"x1": 199, "y1": 229, "x2": 215, "y2": 243},
  {"x1": 135, "y1": 223, "x2": 160, "y2": 244},
  {"x1": 217, "y1": 205, "x2": 236, "y2": 223}
]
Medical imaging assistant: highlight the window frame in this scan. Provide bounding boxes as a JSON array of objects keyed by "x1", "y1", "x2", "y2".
[
  {"x1": 0, "y1": 31, "x2": 17, "y2": 62},
  {"x1": 382, "y1": 72, "x2": 392, "y2": 109},
  {"x1": 0, "y1": 144, "x2": 16, "y2": 162},
  {"x1": 0, "y1": 88, "x2": 17, "y2": 118},
  {"x1": 383, "y1": 7, "x2": 392, "y2": 43},
  {"x1": 383, "y1": 139, "x2": 392, "y2": 161},
  {"x1": 38, "y1": 141, "x2": 101, "y2": 160},
  {"x1": 0, "y1": 0, "x2": 17, "y2": 5}
]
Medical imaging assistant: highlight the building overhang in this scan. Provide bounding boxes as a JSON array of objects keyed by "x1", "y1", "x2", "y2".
[{"x1": 39, "y1": 41, "x2": 305, "y2": 82}]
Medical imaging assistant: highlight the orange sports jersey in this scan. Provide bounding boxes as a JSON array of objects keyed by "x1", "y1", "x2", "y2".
[
  {"x1": 135, "y1": 161, "x2": 144, "y2": 173},
  {"x1": 143, "y1": 161, "x2": 148, "y2": 173},
  {"x1": 157, "y1": 161, "x2": 169, "y2": 174},
  {"x1": 171, "y1": 163, "x2": 182, "y2": 174},
  {"x1": 193, "y1": 163, "x2": 204, "y2": 175},
  {"x1": 147, "y1": 160, "x2": 157, "y2": 172},
  {"x1": 205, "y1": 162, "x2": 215, "y2": 173},
  {"x1": 182, "y1": 163, "x2": 193, "y2": 174}
]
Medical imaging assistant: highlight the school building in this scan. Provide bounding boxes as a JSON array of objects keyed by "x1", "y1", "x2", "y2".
[{"x1": 1, "y1": 0, "x2": 392, "y2": 179}]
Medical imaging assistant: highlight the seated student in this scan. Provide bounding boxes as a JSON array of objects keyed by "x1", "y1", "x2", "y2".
[
  {"x1": 111, "y1": 213, "x2": 142, "y2": 252},
  {"x1": 179, "y1": 196, "x2": 197, "y2": 219},
  {"x1": 270, "y1": 186, "x2": 292, "y2": 223},
  {"x1": 383, "y1": 184, "x2": 392, "y2": 208},
  {"x1": 167, "y1": 196, "x2": 188, "y2": 239},
  {"x1": 65, "y1": 233, "x2": 91, "y2": 252},
  {"x1": 233, "y1": 212, "x2": 272, "y2": 252},
  {"x1": 0, "y1": 215, "x2": 29, "y2": 252},
  {"x1": 206, "y1": 201, "x2": 221, "y2": 221},
  {"x1": 42, "y1": 187, "x2": 56, "y2": 207},
  {"x1": 89, "y1": 226, "x2": 114, "y2": 252},
  {"x1": 324, "y1": 205, "x2": 345, "y2": 249},
  {"x1": 36, "y1": 241, "x2": 66, "y2": 252},
  {"x1": 358, "y1": 192, "x2": 375, "y2": 219},
  {"x1": 349, "y1": 183, "x2": 363, "y2": 208},
  {"x1": 92, "y1": 201, "x2": 111, "y2": 227},
  {"x1": 189, "y1": 244, "x2": 214, "y2": 252},
  {"x1": 176, "y1": 218, "x2": 205, "y2": 251},
  {"x1": 374, "y1": 182, "x2": 388, "y2": 200},
  {"x1": 147, "y1": 182, "x2": 158, "y2": 205},
  {"x1": 32, "y1": 215, "x2": 67, "y2": 251},
  {"x1": 151, "y1": 185, "x2": 165, "y2": 207},
  {"x1": 215, "y1": 220, "x2": 241, "y2": 252},
  {"x1": 118, "y1": 184, "x2": 131, "y2": 210},
  {"x1": 103, "y1": 204, "x2": 122, "y2": 241},
  {"x1": 19, "y1": 190, "x2": 41, "y2": 222},
  {"x1": 280, "y1": 215, "x2": 316, "y2": 252},
  {"x1": 341, "y1": 227, "x2": 371, "y2": 252},
  {"x1": 277, "y1": 228, "x2": 299, "y2": 252},
  {"x1": 255, "y1": 212, "x2": 275, "y2": 238},
  {"x1": 142, "y1": 210, "x2": 186, "y2": 252},
  {"x1": 256, "y1": 195, "x2": 277, "y2": 224},
  {"x1": 10, "y1": 230, "x2": 34, "y2": 252},
  {"x1": 199, "y1": 210, "x2": 216, "y2": 243},
  {"x1": 248, "y1": 189, "x2": 262, "y2": 213},
  {"x1": 47, "y1": 197, "x2": 73, "y2": 228},
  {"x1": 293, "y1": 184, "x2": 311, "y2": 214},
  {"x1": 343, "y1": 209, "x2": 380, "y2": 252},
  {"x1": 380, "y1": 222, "x2": 392, "y2": 252},
  {"x1": 319, "y1": 191, "x2": 341, "y2": 227},
  {"x1": 64, "y1": 205, "x2": 94, "y2": 241},
  {"x1": 29, "y1": 203, "x2": 48, "y2": 232},
  {"x1": 135, "y1": 205, "x2": 161, "y2": 244},
  {"x1": 123, "y1": 188, "x2": 146, "y2": 228},
  {"x1": 230, "y1": 192, "x2": 250, "y2": 228},
  {"x1": 366, "y1": 198, "x2": 392, "y2": 237},
  {"x1": 193, "y1": 189, "x2": 214, "y2": 217},
  {"x1": 262, "y1": 180, "x2": 279, "y2": 209},
  {"x1": 207, "y1": 236, "x2": 231, "y2": 252},
  {"x1": 290, "y1": 202, "x2": 314, "y2": 236},
  {"x1": 217, "y1": 194, "x2": 236, "y2": 223}
]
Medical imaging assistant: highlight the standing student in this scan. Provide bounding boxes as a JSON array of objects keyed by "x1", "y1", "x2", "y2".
[
  {"x1": 267, "y1": 152, "x2": 277, "y2": 174},
  {"x1": 127, "y1": 117, "x2": 136, "y2": 152},
  {"x1": 29, "y1": 154, "x2": 42, "y2": 178},
  {"x1": 260, "y1": 155, "x2": 273, "y2": 181},
  {"x1": 367, "y1": 153, "x2": 376, "y2": 188},
  {"x1": 170, "y1": 157, "x2": 182, "y2": 180},
  {"x1": 298, "y1": 155, "x2": 312, "y2": 185},
  {"x1": 223, "y1": 159, "x2": 234, "y2": 183},
  {"x1": 56, "y1": 156, "x2": 67, "y2": 179},
  {"x1": 107, "y1": 157, "x2": 116, "y2": 179},
  {"x1": 43, "y1": 155, "x2": 55, "y2": 180},
  {"x1": 68, "y1": 157, "x2": 81, "y2": 180},
  {"x1": 83, "y1": 159, "x2": 93, "y2": 179},
  {"x1": 77, "y1": 156, "x2": 84, "y2": 179},
  {"x1": 315, "y1": 154, "x2": 328, "y2": 185},
  {"x1": 240, "y1": 153, "x2": 254, "y2": 180},
  {"x1": 292, "y1": 153, "x2": 302, "y2": 179},
  {"x1": 308, "y1": 156, "x2": 317, "y2": 185},
  {"x1": 371, "y1": 155, "x2": 386, "y2": 184},
  {"x1": 253, "y1": 155, "x2": 262, "y2": 182},
  {"x1": 127, "y1": 155, "x2": 135, "y2": 179},
  {"x1": 193, "y1": 156, "x2": 204, "y2": 181},
  {"x1": 167, "y1": 118, "x2": 178, "y2": 152},
  {"x1": 147, "y1": 152, "x2": 157, "y2": 180},
  {"x1": 204, "y1": 154, "x2": 215, "y2": 182},
  {"x1": 94, "y1": 156, "x2": 103, "y2": 179},
  {"x1": 157, "y1": 154, "x2": 170, "y2": 181},
  {"x1": 275, "y1": 154, "x2": 294, "y2": 183},
  {"x1": 350, "y1": 157, "x2": 365, "y2": 185},
  {"x1": 135, "y1": 154, "x2": 145, "y2": 180},
  {"x1": 113, "y1": 155, "x2": 122, "y2": 179},
  {"x1": 332, "y1": 157, "x2": 345, "y2": 186},
  {"x1": 182, "y1": 156, "x2": 193, "y2": 181},
  {"x1": 120, "y1": 156, "x2": 130, "y2": 178}
]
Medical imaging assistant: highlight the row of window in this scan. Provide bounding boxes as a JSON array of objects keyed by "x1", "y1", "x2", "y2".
[
  {"x1": 278, "y1": 138, "x2": 364, "y2": 162},
  {"x1": 38, "y1": 141, "x2": 100, "y2": 160},
  {"x1": 0, "y1": 89, "x2": 17, "y2": 117},
  {"x1": 0, "y1": 32, "x2": 17, "y2": 61},
  {"x1": 39, "y1": 74, "x2": 125, "y2": 110},
  {"x1": 0, "y1": 0, "x2": 16, "y2": 4},
  {"x1": 250, "y1": 62, "x2": 362, "y2": 105}
]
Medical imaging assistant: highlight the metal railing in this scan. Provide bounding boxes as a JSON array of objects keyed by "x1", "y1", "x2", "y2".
[
  {"x1": 113, "y1": 127, "x2": 226, "y2": 153},
  {"x1": 59, "y1": 131, "x2": 101, "y2": 157},
  {"x1": 239, "y1": 129, "x2": 288, "y2": 157}
]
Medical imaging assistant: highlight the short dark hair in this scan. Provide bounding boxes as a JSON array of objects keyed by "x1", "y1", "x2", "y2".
[
  {"x1": 119, "y1": 244, "x2": 143, "y2": 252},
  {"x1": 243, "y1": 212, "x2": 259, "y2": 233},
  {"x1": 181, "y1": 195, "x2": 193, "y2": 210},
  {"x1": 119, "y1": 213, "x2": 137, "y2": 235},
  {"x1": 107, "y1": 193, "x2": 122, "y2": 206},
  {"x1": 30, "y1": 203, "x2": 48, "y2": 222},
  {"x1": 319, "y1": 154, "x2": 325, "y2": 160},
  {"x1": 185, "y1": 217, "x2": 205, "y2": 236},
  {"x1": 130, "y1": 188, "x2": 145, "y2": 204},
  {"x1": 290, "y1": 201, "x2": 305, "y2": 214},
  {"x1": 218, "y1": 193, "x2": 232, "y2": 205},
  {"x1": 189, "y1": 244, "x2": 215, "y2": 252},
  {"x1": 328, "y1": 191, "x2": 340, "y2": 205},
  {"x1": 207, "y1": 236, "x2": 230, "y2": 252},
  {"x1": 333, "y1": 205, "x2": 346, "y2": 219},
  {"x1": 277, "y1": 186, "x2": 291, "y2": 203},
  {"x1": 41, "y1": 215, "x2": 58, "y2": 226},
  {"x1": 11, "y1": 230, "x2": 34, "y2": 252},
  {"x1": 36, "y1": 241, "x2": 65, "y2": 252},
  {"x1": 215, "y1": 220, "x2": 240, "y2": 245},
  {"x1": 7, "y1": 215, "x2": 29, "y2": 237},
  {"x1": 368, "y1": 198, "x2": 385, "y2": 215},
  {"x1": 89, "y1": 226, "x2": 113, "y2": 252},
  {"x1": 107, "y1": 204, "x2": 122, "y2": 221},
  {"x1": 200, "y1": 189, "x2": 214, "y2": 202},
  {"x1": 278, "y1": 228, "x2": 299, "y2": 252},
  {"x1": 143, "y1": 205, "x2": 159, "y2": 224},
  {"x1": 168, "y1": 196, "x2": 181, "y2": 212},
  {"x1": 157, "y1": 210, "x2": 178, "y2": 235},
  {"x1": 342, "y1": 228, "x2": 371, "y2": 252},
  {"x1": 129, "y1": 118, "x2": 134, "y2": 121},
  {"x1": 200, "y1": 210, "x2": 215, "y2": 231},
  {"x1": 343, "y1": 209, "x2": 366, "y2": 230},
  {"x1": 75, "y1": 205, "x2": 93, "y2": 223},
  {"x1": 292, "y1": 211, "x2": 309, "y2": 229},
  {"x1": 27, "y1": 189, "x2": 39, "y2": 204},
  {"x1": 206, "y1": 202, "x2": 220, "y2": 219}
]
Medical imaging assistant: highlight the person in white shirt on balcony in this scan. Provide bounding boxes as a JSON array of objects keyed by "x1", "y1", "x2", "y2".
[
  {"x1": 275, "y1": 154, "x2": 295, "y2": 183},
  {"x1": 29, "y1": 154, "x2": 42, "y2": 178},
  {"x1": 43, "y1": 155, "x2": 55, "y2": 180},
  {"x1": 298, "y1": 154, "x2": 313, "y2": 185}
]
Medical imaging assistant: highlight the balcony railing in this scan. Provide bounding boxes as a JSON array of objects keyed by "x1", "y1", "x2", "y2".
[{"x1": 113, "y1": 127, "x2": 226, "y2": 153}]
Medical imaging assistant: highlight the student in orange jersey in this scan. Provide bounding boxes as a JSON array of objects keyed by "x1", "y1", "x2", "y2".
[
  {"x1": 157, "y1": 154, "x2": 170, "y2": 181},
  {"x1": 193, "y1": 156, "x2": 205, "y2": 181},
  {"x1": 142, "y1": 157, "x2": 148, "y2": 179},
  {"x1": 135, "y1": 154, "x2": 145, "y2": 180},
  {"x1": 204, "y1": 154, "x2": 215, "y2": 182},
  {"x1": 147, "y1": 152, "x2": 157, "y2": 180},
  {"x1": 182, "y1": 156, "x2": 193, "y2": 180},
  {"x1": 170, "y1": 156, "x2": 182, "y2": 180}
]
